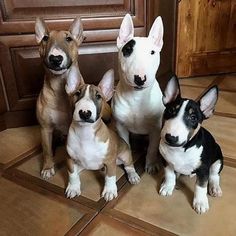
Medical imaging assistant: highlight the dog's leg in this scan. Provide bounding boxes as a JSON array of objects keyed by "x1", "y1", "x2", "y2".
[
  {"x1": 159, "y1": 165, "x2": 176, "y2": 196},
  {"x1": 65, "y1": 159, "x2": 84, "y2": 199},
  {"x1": 41, "y1": 127, "x2": 55, "y2": 179},
  {"x1": 193, "y1": 177, "x2": 209, "y2": 214},
  {"x1": 118, "y1": 147, "x2": 140, "y2": 185},
  {"x1": 145, "y1": 130, "x2": 160, "y2": 174},
  {"x1": 209, "y1": 160, "x2": 222, "y2": 197},
  {"x1": 102, "y1": 160, "x2": 118, "y2": 201}
]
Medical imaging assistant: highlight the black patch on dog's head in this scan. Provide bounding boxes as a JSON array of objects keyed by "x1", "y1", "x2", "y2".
[
  {"x1": 183, "y1": 100, "x2": 204, "y2": 130},
  {"x1": 163, "y1": 96, "x2": 184, "y2": 121},
  {"x1": 122, "y1": 39, "x2": 136, "y2": 57}
]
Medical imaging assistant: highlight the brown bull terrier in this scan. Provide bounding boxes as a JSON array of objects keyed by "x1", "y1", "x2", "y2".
[
  {"x1": 35, "y1": 17, "x2": 85, "y2": 179},
  {"x1": 65, "y1": 69, "x2": 140, "y2": 201}
]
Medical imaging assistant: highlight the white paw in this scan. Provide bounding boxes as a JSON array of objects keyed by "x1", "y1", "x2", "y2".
[
  {"x1": 209, "y1": 185, "x2": 222, "y2": 197},
  {"x1": 159, "y1": 183, "x2": 174, "y2": 196},
  {"x1": 41, "y1": 167, "x2": 55, "y2": 179},
  {"x1": 102, "y1": 184, "x2": 118, "y2": 201},
  {"x1": 65, "y1": 183, "x2": 81, "y2": 199},
  {"x1": 193, "y1": 197, "x2": 209, "y2": 214},
  {"x1": 145, "y1": 162, "x2": 159, "y2": 174},
  {"x1": 128, "y1": 172, "x2": 140, "y2": 185}
]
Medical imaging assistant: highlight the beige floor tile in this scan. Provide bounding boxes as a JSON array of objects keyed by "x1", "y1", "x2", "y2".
[
  {"x1": 0, "y1": 178, "x2": 85, "y2": 236},
  {"x1": 80, "y1": 214, "x2": 147, "y2": 236},
  {"x1": 215, "y1": 90, "x2": 236, "y2": 115},
  {"x1": 0, "y1": 126, "x2": 40, "y2": 165},
  {"x1": 203, "y1": 115, "x2": 236, "y2": 159},
  {"x1": 180, "y1": 85, "x2": 205, "y2": 100},
  {"x1": 17, "y1": 146, "x2": 131, "y2": 201},
  {"x1": 114, "y1": 166, "x2": 236, "y2": 236},
  {"x1": 218, "y1": 74, "x2": 236, "y2": 91},
  {"x1": 179, "y1": 76, "x2": 216, "y2": 88}
]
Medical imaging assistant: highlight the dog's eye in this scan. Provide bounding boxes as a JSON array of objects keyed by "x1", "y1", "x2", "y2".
[
  {"x1": 151, "y1": 50, "x2": 155, "y2": 55},
  {"x1": 66, "y1": 36, "x2": 73, "y2": 42},
  {"x1": 190, "y1": 114, "x2": 197, "y2": 122},
  {"x1": 96, "y1": 93, "x2": 102, "y2": 99},
  {"x1": 42, "y1": 35, "x2": 49, "y2": 42},
  {"x1": 75, "y1": 90, "x2": 81, "y2": 97},
  {"x1": 167, "y1": 106, "x2": 175, "y2": 114}
]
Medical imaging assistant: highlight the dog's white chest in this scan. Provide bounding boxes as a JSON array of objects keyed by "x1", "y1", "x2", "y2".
[
  {"x1": 112, "y1": 82, "x2": 164, "y2": 134},
  {"x1": 159, "y1": 140, "x2": 203, "y2": 175},
  {"x1": 67, "y1": 125, "x2": 109, "y2": 170}
]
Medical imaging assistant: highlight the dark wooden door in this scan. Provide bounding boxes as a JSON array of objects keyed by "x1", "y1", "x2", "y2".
[
  {"x1": 176, "y1": 0, "x2": 236, "y2": 77},
  {"x1": 0, "y1": 0, "x2": 177, "y2": 130}
]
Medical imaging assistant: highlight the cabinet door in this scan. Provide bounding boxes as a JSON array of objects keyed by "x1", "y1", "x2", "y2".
[
  {"x1": 0, "y1": 0, "x2": 177, "y2": 129},
  {"x1": 176, "y1": 0, "x2": 236, "y2": 77}
]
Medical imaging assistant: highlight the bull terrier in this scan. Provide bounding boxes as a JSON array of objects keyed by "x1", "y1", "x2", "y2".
[
  {"x1": 35, "y1": 17, "x2": 84, "y2": 179},
  {"x1": 65, "y1": 69, "x2": 140, "y2": 201},
  {"x1": 159, "y1": 76, "x2": 223, "y2": 214},
  {"x1": 112, "y1": 14, "x2": 165, "y2": 173}
]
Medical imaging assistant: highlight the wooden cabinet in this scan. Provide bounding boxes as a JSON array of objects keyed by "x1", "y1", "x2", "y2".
[
  {"x1": 0, "y1": 0, "x2": 177, "y2": 130},
  {"x1": 176, "y1": 0, "x2": 236, "y2": 77}
]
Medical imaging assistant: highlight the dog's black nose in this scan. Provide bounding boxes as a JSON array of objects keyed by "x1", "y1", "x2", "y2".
[
  {"x1": 79, "y1": 110, "x2": 92, "y2": 121},
  {"x1": 134, "y1": 75, "x2": 147, "y2": 87},
  {"x1": 165, "y1": 133, "x2": 178, "y2": 145},
  {"x1": 49, "y1": 55, "x2": 63, "y2": 66}
]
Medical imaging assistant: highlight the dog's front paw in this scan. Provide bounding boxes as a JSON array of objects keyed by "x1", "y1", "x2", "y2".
[
  {"x1": 159, "y1": 183, "x2": 174, "y2": 196},
  {"x1": 145, "y1": 162, "x2": 159, "y2": 174},
  {"x1": 193, "y1": 197, "x2": 209, "y2": 214},
  {"x1": 102, "y1": 184, "x2": 118, "y2": 201},
  {"x1": 41, "y1": 167, "x2": 55, "y2": 179},
  {"x1": 209, "y1": 185, "x2": 222, "y2": 197},
  {"x1": 128, "y1": 172, "x2": 140, "y2": 185},
  {"x1": 65, "y1": 183, "x2": 81, "y2": 199}
]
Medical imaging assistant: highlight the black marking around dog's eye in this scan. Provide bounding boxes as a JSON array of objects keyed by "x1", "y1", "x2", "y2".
[
  {"x1": 122, "y1": 39, "x2": 136, "y2": 57},
  {"x1": 95, "y1": 93, "x2": 102, "y2": 100},
  {"x1": 42, "y1": 35, "x2": 49, "y2": 42},
  {"x1": 66, "y1": 36, "x2": 73, "y2": 42},
  {"x1": 151, "y1": 50, "x2": 155, "y2": 55}
]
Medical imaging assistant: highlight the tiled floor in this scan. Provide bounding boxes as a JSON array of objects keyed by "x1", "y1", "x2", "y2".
[{"x1": 0, "y1": 74, "x2": 236, "y2": 235}]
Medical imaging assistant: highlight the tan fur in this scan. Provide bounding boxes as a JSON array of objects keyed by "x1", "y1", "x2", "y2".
[{"x1": 36, "y1": 18, "x2": 84, "y2": 178}]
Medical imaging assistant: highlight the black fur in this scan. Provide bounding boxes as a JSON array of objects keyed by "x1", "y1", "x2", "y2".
[
  {"x1": 185, "y1": 127, "x2": 223, "y2": 186},
  {"x1": 122, "y1": 39, "x2": 136, "y2": 57}
]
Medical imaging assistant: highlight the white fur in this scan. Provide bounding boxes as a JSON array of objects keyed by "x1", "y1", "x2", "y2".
[
  {"x1": 159, "y1": 139, "x2": 203, "y2": 175},
  {"x1": 209, "y1": 160, "x2": 222, "y2": 197},
  {"x1": 102, "y1": 176, "x2": 118, "y2": 201},
  {"x1": 73, "y1": 86, "x2": 97, "y2": 123},
  {"x1": 159, "y1": 165, "x2": 176, "y2": 196},
  {"x1": 67, "y1": 120, "x2": 109, "y2": 170},
  {"x1": 193, "y1": 185, "x2": 209, "y2": 214},
  {"x1": 161, "y1": 101, "x2": 190, "y2": 145},
  {"x1": 65, "y1": 164, "x2": 84, "y2": 198},
  {"x1": 124, "y1": 166, "x2": 140, "y2": 184},
  {"x1": 112, "y1": 15, "x2": 164, "y2": 173}
]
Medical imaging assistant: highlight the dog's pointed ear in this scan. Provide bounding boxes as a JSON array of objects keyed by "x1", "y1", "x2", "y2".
[
  {"x1": 65, "y1": 65, "x2": 84, "y2": 95},
  {"x1": 98, "y1": 69, "x2": 115, "y2": 102},
  {"x1": 35, "y1": 17, "x2": 49, "y2": 44},
  {"x1": 69, "y1": 17, "x2": 84, "y2": 45},
  {"x1": 163, "y1": 75, "x2": 180, "y2": 105},
  {"x1": 148, "y1": 16, "x2": 164, "y2": 52},
  {"x1": 117, "y1": 14, "x2": 134, "y2": 49},
  {"x1": 199, "y1": 86, "x2": 218, "y2": 119}
]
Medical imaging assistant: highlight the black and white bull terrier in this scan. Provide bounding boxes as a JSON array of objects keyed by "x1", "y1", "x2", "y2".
[
  {"x1": 112, "y1": 14, "x2": 165, "y2": 173},
  {"x1": 159, "y1": 76, "x2": 223, "y2": 214},
  {"x1": 65, "y1": 69, "x2": 140, "y2": 201}
]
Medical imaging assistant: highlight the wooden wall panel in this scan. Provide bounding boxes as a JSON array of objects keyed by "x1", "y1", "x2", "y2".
[{"x1": 176, "y1": 0, "x2": 236, "y2": 77}]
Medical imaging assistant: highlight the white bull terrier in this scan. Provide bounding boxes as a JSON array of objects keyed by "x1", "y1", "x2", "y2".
[{"x1": 112, "y1": 14, "x2": 165, "y2": 173}]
